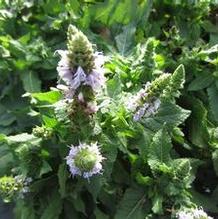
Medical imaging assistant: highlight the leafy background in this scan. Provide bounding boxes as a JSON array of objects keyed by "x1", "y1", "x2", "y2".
[{"x1": 1, "y1": 0, "x2": 218, "y2": 218}]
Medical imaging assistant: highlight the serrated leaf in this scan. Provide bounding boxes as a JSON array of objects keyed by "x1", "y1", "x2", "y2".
[
  {"x1": 169, "y1": 64, "x2": 185, "y2": 98},
  {"x1": 148, "y1": 128, "x2": 172, "y2": 172},
  {"x1": 115, "y1": 187, "x2": 146, "y2": 219},
  {"x1": 188, "y1": 73, "x2": 213, "y2": 91},
  {"x1": 115, "y1": 23, "x2": 136, "y2": 56},
  {"x1": 172, "y1": 158, "x2": 191, "y2": 180},
  {"x1": 188, "y1": 97, "x2": 210, "y2": 148},
  {"x1": 143, "y1": 102, "x2": 190, "y2": 132},
  {"x1": 21, "y1": 71, "x2": 41, "y2": 92}
]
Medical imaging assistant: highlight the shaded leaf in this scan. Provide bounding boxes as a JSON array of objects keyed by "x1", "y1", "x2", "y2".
[
  {"x1": 207, "y1": 84, "x2": 218, "y2": 122},
  {"x1": 115, "y1": 187, "x2": 146, "y2": 219},
  {"x1": 21, "y1": 71, "x2": 41, "y2": 93},
  {"x1": 188, "y1": 73, "x2": 213, "y2": 91},
  {"x1": 40, "y1": 192, "x2": 62, "y2": 219},
  {"x1": 58, "y1": 163, "x2": 68, "y2": 198},
  {"x1": 115, "y1": 23, "x2": 136, "y2": 56}
]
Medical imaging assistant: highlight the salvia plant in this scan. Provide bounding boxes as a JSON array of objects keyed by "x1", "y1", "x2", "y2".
[{"x1": 0, "y1": 1, "x2": 218, "y2": 219}]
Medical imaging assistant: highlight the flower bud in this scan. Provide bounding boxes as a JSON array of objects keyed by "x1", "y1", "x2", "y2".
[
  {"x1": 67, "y1": 25, "x2": 95, "y2": 73},
  {"x1": 32, "y1": 126, "x2": 52, "y2": 139},
  {"x1": 0, "y1": 176, "x2": 21, "y2": 202}
]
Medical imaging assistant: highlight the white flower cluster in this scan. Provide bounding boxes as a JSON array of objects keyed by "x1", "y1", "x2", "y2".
[
  {"x1": 177, "y1": 207, "x2": 213, "y2": 219},
  {"x1": 66, "y1": 142, "x2": 104, "y2": 179},
  {"x1": 127, "y1": 82, "x2": 151, "y2": 112},
  {"x1": 56, "y1": 50, "x2": 105, "y2": 97},
  {"x1": 127, "y1": 82, "x2": 161, "y2": 121},
  {"x1": 14, "y1": 175, "x2": 32, "y2": 199},
  {"x1": 133, "y1": 98, "x2": 161, "y2": 122}
]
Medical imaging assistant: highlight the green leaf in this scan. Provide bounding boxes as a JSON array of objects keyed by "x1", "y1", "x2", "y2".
[
  {"x1": 42, "y1": 115, "x2": 58, "y2": 128},
  {"x1": 188, "y1": 98, "x2": 210, "y2": 148},
  {"x1": 207, "y1": 84, "x2": 218, "y2": 122},
  {"x1": 14, "y1": 201, "x2": 36, "y2": 219},
  {"x1": 63, "y1": 200, "x2": 80, "y2": 219},
  {"x1": 40, "y1": 192, "x2": 63, "y2": 219},
  {"x1": 115, "y1": 187, "x2": 146, "y2": 219},
  {"x1": 0, "y1": 112, "x2": 16, "y2": 127},
  {"x1": 0, "y1": 144, "x2": 13, "y2": 175},
  {"x1": 148, "y1": 128, "x2": 172, "y2": 172},
  {"x1": 93, "y1": 0, "x2": 134, "y2": 26},
  {"x1": 152, "y1": 194, "x2": 163, "y2": 214},
  {"x1": 100, "y1": 134, "x2": 118, "y2": 177},
  {"x1": 191, "y1": 189, "x2": 218, "y2": 213},
  {"x1": 107, "y1": 74, "x2": 122, "y2": 98},
  {"x1": 21, "y1": 71, "x2": 41, "y2": 92},
  {"x1": 85, "y1": 176, "x2": 105, "y2": 201},
  {"x1": 172, "y1": 158, "x2": 191, "y2": 180},
  {"x1": 58, "y1": 163, "x2": 68, "y2": 198},
  {"x1": 5, "y1": 133, "x2": 39, "y2": 144},
  {"x1": 212, "y1": 150, "x2": 218, "y2": 176},
  {"x1": 188, "y1": 73, "x2": 213, "y2": 91},
  {"x1": 115, "y1": 23, "x2": 136, "y2": 56},
  {"x1": 73, "y1": 195, "x2": 86, "y2": 214},
  {"x1": 135, "y1": 173, "x2": 153, "y2": 186},
  {"x1": 0, "y1": 134, "x2": 6, "y2": 141},
  {"x1": 168, "y1": 64, "x2": 185, "y2": 98},
  {"x1": 0, "y1": 104, "x2": 16, "y2": 126},
  {"x1": 31, "y1": 91, "x2": 62, "y2": 104},
  {"x1": 143, "y1": 102, "x2": 190, "y2": 132},
  {"x1": 39, "y1": 161, "x2": 52, "y2": 177},
  {"x1": 95, "y1": 208, "x2": 109, "y2": 219}
]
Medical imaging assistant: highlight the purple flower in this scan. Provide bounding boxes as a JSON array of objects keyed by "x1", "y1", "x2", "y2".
[
  {"x1": 56, "y1": 50, "x2": 106, "y2": 95},
  {"x1": 56, "y1": 84, "x2": 74, "y2": 100},
  {"x1": 133, "y1": 98, "x2": 161, "y2": 121},
  {"x1": 85, "y1": 101, "x2": 98, "y2": 114},
  {"x1": 56, "y1": 50, "x2": 72, "y2": 85},
  {"x1": 85, "y1": 69, "x2": 105, "y2": 91},
  {"x1": 127, "y1": 82, "x2": 151, "y2": 111},
  {"x1": 66, "y1": 142, "x2": 105, "y2": 179},
  {"x1": 177, "y1": 207, "x2": 213, "y2": 219},
  {"x1": 70, "y1": 66, "x2": 87, "y2": 89}
]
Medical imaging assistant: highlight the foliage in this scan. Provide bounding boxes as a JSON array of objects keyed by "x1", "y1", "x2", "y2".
[{"x1": 0, "y1": 0, "x2": 218, "y2": 218}]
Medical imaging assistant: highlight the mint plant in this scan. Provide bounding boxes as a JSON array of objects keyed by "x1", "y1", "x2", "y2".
[{"x1": 0, "y1": 1, "x2": 218, "y2": 219}]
